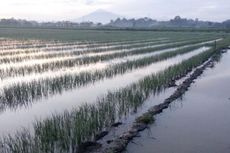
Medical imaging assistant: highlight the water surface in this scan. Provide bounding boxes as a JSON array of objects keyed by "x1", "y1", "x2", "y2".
[
  {"x1": 0, "y1": 47, "x2": 209, "y2": 135},
  {"x1": 126, "y1": 50, "x2": 230, "y2": 153}
]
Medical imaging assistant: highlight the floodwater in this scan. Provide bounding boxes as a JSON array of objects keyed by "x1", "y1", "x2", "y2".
[
  {"x1": 0, "y1": 47, "x2": 209, "y2": 135},
  {"x1": 126, "y1": 50, "x2": 230, "y2": 153}
]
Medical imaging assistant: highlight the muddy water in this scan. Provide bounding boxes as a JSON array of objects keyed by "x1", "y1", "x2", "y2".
[
  {"x1": 0, "y1": 47, "x2": 209, "y2": 136},
  {"x1": 126, "y1": 50, "x2": 230, "y2": 153}
]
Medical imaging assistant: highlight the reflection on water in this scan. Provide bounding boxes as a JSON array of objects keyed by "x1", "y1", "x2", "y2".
[
  {"x1": 0, "y1": 47, "x2": 209, "y2": 135},
  {"x1": 0, "y1": 45, "x2": 194, "y2": 88},
  {"x1": 126, "y1": 51, "x2": 230, "y2": 153},
  {"x1": 0, "y1": 39, "x2": 201, "y2": 78},
  {"x1": 0, "y1": 38, "x2": 168, "y2": 60}
]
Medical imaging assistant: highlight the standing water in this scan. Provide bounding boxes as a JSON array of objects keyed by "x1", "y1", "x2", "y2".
[
  {"x1": 0, "y1": 47, "x2": 209, "y2": 135},
  {"x1": 126, "y1": 50, "x2": 230, "y2": 153}
]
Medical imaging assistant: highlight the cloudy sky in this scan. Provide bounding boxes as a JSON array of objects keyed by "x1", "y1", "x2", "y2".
[{"x1": 0, "y1": 0, "x2": 229, "y2": 22}]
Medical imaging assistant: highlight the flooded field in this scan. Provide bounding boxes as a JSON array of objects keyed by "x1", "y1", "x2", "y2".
[
  {"x1": 0, "y1": 29, "x2": 229, "y2": 153},
  {"x1": 126, "y1": 50, "x2": 230, "y2": 153}
]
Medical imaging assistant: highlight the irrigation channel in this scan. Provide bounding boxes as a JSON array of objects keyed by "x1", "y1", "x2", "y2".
[
  {"x1": 126, "y1": 49, "x2": 230, "y2": 153},
  {"x1": 0, "y1": 32, "x2": 229, "y2": 153}
]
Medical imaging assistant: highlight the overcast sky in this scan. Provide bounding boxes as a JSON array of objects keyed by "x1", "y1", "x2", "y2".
[{"x1": 0, "y1": 0, "x2": 229, "y2": 22}]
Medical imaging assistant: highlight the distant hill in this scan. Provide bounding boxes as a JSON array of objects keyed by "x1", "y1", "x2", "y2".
[{"x1": 75, "y1": 9, "x2": 122, "y2": 24}]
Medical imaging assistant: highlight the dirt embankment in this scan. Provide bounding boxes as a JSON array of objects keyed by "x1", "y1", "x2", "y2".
[{"x1": 79, "y1": 49, "x2": 226, "y2": 153}]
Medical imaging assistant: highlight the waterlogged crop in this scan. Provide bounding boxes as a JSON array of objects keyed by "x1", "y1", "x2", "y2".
[{"x1": 0, "y1": 29, "x2": 229, "y2": 153}]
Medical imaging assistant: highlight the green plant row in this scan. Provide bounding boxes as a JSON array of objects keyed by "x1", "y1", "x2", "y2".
[
  {"x1": 0, "y1": 37, "x2": 170, "y2": 57},
  {"x1": 0, "y1": 35, "x2": 217, "y2": 64},
  {"x1": 0, "y1": 38, "x2": 170, "y2": 62},
  {"x1": 0, "y1": 37, "x2": 215, "y2": 78},
  {"x1": 1, "y1": 37, "x2": 229, "y2": 153},
  {"x1": 0, "y1": 42, "x2": 211, "y2": 109}
]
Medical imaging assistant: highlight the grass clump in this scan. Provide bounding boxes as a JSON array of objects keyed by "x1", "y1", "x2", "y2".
[{"x1": 135, "y1": 113, "x2": 155, "y2": 124}]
